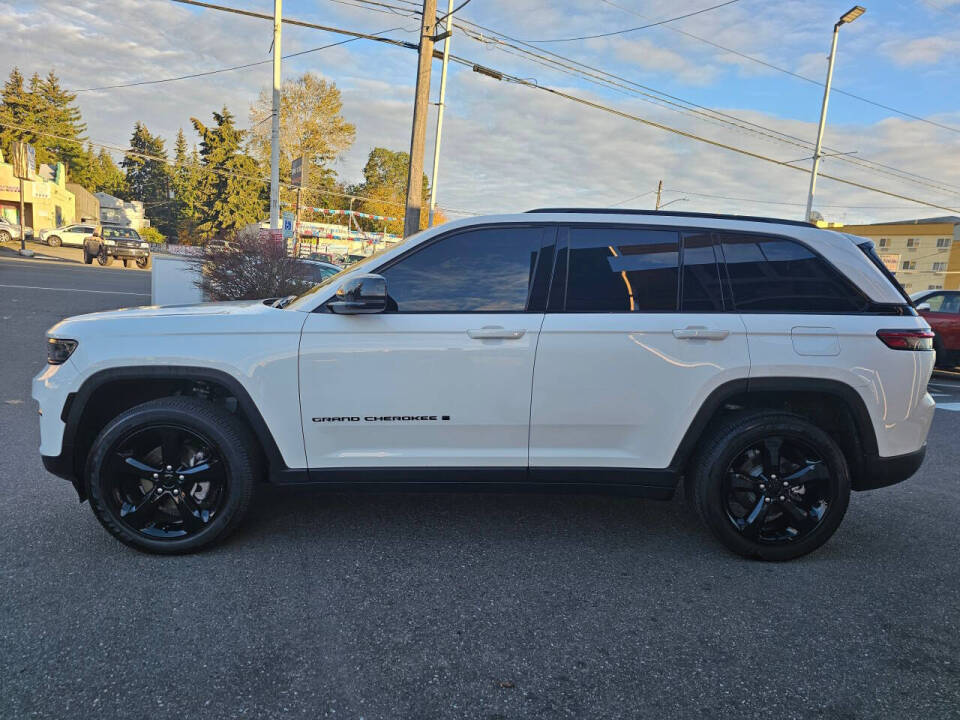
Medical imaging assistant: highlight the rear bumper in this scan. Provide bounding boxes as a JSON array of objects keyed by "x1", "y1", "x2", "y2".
[{"x1": 855, "y1": 445, "x2": 926, "y2": 491}]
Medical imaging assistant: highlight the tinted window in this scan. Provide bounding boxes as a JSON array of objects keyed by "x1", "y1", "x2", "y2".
[
  {"x1": 682, "y1": 233, "x2": 723, "y2": 311},
  {"x1": 720, "y1": 234, "x2": 865, "y2": 313},
  {"x1": 925, "y1": 293, "x2": 960, "y2": 313},
  {"x1": 381, "y1": 226, "x2": 546, "y2": 312},
  {"x1": 565, "y1": 227, "x2": 679, "y2": 312}
]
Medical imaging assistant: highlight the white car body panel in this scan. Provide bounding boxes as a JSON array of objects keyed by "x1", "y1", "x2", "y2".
[{"x1": 299, "y1": 312, "x2": 543, "y2": 467}]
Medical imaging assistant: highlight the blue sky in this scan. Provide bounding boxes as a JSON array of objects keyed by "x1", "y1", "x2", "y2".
[{"x1": 2, "y1": 0, "x2": 959, "y2": 222}]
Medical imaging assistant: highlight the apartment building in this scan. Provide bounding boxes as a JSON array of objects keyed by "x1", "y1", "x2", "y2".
[{"x1": 842, "y1": 217, "x2": 960, "y2": 292}]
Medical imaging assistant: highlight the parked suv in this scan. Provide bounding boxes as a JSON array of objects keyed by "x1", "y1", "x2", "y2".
[
  {"x1": 83, "y1": 225, "x2": 151, "y2": 268},
  {"x1": 33, "y1": 210, "x2": 935, "y2": 559},
  {"x1": 911, "y1": 290, "x2": 960, "y2": 368},
  {"x1": 39, "y1": 223, "x2": 95, "y2": 247}
]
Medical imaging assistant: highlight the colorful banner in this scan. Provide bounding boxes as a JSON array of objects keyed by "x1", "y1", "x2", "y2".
[{"x1": 282, "y1": 203, "x2": 397, "y2": 222}]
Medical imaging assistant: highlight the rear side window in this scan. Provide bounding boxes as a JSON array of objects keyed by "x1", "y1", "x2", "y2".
[
  {"x1": 381, "y1": 226, "x2": 547, "y2": 312},
  {"x1": 720, "y1": 234, "x2": 866, "y2": 313},
  {"x1": 564, "y1": 226, "x2": 679, "y2": 312}
]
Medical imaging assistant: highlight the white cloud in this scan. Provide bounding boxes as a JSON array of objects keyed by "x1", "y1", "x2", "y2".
[{"x1": 881, "y1": 34, "x2": 960, "y2": 66}]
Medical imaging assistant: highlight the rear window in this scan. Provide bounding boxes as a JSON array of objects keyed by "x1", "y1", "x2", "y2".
[
  {"x1": 856, "y1": 241, "x2": 913, "y2": 305},
  {"x1": 720, "y1": 234, "x2": 867, "y2": 313}
]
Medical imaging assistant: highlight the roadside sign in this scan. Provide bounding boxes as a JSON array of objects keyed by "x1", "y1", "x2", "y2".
[
  {"x1": 282, "y1": 211, "x2": 295, "y2": 239},
  {"x1": 291, "y1": 156, "x2": 309, "y2": 188},
  {"x1": 881, "y1": 253, "x2": 900, "y2": 274},
  {"x1": 10, "y1": 141, "x2": 35, "y2": 180}
]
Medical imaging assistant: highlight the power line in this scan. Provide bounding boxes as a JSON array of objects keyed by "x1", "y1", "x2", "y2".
[
  {"x1": 597, "y1": 0, "x2": 960, "y2": 135},
  {"x1": 659, "y1": 188, "x2": 935, "y2": 209},
  {"x1": 519, "y1": 0, "x2": 739, "y2": 43}
]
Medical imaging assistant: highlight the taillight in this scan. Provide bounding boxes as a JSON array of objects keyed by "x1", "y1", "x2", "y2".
[{"x1": 876, "y1": 329, "x2": 934, "y2": 351}]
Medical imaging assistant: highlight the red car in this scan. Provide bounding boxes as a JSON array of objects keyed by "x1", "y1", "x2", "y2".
[{"x1": 912, "y1": 290, "x2": 960, "y2": 368}]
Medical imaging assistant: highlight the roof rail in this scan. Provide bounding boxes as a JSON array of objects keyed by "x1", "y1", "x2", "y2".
[{"x1": 525, "y1": 208, "x2": 815, "y2": 228}]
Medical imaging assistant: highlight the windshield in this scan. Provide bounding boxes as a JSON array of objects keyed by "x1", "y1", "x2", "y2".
[{"x1": 284, "y1": 232, "x2": 422, "y2": 308}]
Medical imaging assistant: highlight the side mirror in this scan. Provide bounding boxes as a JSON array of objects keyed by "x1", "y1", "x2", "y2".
[
  {"x1": 916, "y1": 302, "x2": 931, "y2": 312},
  {"x1": 328, "y1": 274, "x2": 387, "y2": 314}
]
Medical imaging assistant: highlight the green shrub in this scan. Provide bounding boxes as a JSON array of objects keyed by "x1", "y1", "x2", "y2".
[{"x1": 140, "y1": 226, "x2": 165, "y2": 245}]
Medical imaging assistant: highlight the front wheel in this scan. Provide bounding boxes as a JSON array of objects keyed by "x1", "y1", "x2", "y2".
[
  {"x1": 688, "y1": 412, "x2": 850, "y2": 561},
  {"x1": 47, "y1": 235, "x2": 61, "y2": 247},
  {"x1": 0, "y1": 230, "x2": 10, "y2": 243},
  {"x1": 136, "y1": 255, "x2": 151, "y2": 269},
  {"x1": 97, "y1": 250, "x2": 113, "y2": 266},
  {"x1": 85, "y1": 398, "x2": 257, "y2": 553}
]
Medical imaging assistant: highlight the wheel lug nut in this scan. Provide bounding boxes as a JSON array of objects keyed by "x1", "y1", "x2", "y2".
[
  {"x1": 759, "y1": 484, "x2": 765, "y2": 490},
  {"x1": 178, "y1": 475, "x2": 184, "y2": 481},
  {"x1": 152, "y1": 473, "x2": 159, "y2": 479},
  {"x1": 172, "y1": 488, "x2": 179, "y2": 495},
  {"x1": 166, "y1": 465, "x2": 172, "y2": 471},
  {"x1": 764, "y1": 498, "x2": 771, "y2": 503},
  {"x1": 779, "y1": 495, "x2": 785, "y2": 501},
  {"x1": 783, "y1": 481, "x2": 789, "y2": 486}
]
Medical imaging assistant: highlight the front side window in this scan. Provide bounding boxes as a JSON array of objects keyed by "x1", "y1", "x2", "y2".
[
  {"x1": 564, "y1": 226, "x2": 679, "y2": 312},
  {"x1": 720, "y1": 233, "x2": 866, "y2": 313},
  {"x1": 381, "y1": 226, "x2": 548, "y2": 312}
]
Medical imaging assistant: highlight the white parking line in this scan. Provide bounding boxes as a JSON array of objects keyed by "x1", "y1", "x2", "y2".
[{"x1": 0, "y1": 284, "x2": 149, "y2": 296}]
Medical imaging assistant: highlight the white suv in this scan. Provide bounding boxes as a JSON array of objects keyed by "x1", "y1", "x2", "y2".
[{"x1": 33, "y1": 210, "x2": 936, "y2": 559}]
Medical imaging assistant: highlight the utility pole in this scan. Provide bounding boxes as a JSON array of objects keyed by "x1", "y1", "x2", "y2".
[
  {"x1": 655, "y1": 179, "x2": 663, "y2": 211},
  {"x1": 269, "y1": 0, "x2": 282, "y2": 231},
  {"x1": 428, "y1": 0, "x2": 454, "y2": 227},
  {"x1": 403, "y1": 0, "x2": 437, "y2": 237},
  {"x1": 804, "y1": 6, "x2": 865, "y2": 222}
]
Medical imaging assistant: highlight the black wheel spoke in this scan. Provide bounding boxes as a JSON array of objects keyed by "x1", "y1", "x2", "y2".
[
  {"x1": 176, "y1": 493, "x2": 208, "y2": 533},
  {"x1": 119, "y1": 488, "x2": 163, "y2": 529},
  {"x1": 784, "y1": 460, "x2": 829, "y2": 487},
  {"x1": 761, "y1": 437, "x2": 783, "y2": 476},
  {"x1": 160, "y1": 429, "x2": 181, "y2": 470},
  {"x1": 739, "y1": 497, "x2": 770, "y2": 540},
  {"x1": 124, "y1": 457, "x2": 162, "y2": 476},
  {"x1": 779, "y1": 498, "x2": 819, "y2": 533}
]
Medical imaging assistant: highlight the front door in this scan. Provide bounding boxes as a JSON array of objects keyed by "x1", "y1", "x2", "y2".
[
  {"x1": 529, "y1": 225, "x2": 750, "y2": 472},
  {"x1": 299, "y1": 224, "x2": 556, "y2": 472}
]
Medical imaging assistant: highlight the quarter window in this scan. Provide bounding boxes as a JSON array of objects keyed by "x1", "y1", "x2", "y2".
[
  {"x1": 381, "y1": 226, "x2": 547, "y2": 312},
  {"x1": 564, "y1": 227, "x2": 679, "y2": 312},
  {"x1": 720, "y1": 234, "x2": 865, "y2": 313}
]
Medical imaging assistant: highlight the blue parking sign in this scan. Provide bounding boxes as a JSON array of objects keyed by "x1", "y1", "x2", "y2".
[{"x1": 282, "y1": 211, "x2": 295, "y2": 239}]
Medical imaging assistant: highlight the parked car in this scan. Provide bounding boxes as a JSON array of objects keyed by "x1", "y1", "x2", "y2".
[
  {"x1": 298, "y1": 258, "x2": 342, "y2": 284},
  {"x1": 83, "y1": 225, "x2": 151, "y2": 268},
  {"x1": 39, "y1": 223, "x2": 95, "y2": 247},
  {"x1": 911, "y1": 289, "x2": 960, "y2": 368},
  {"x1": 0, "y1": 218, "x2": 34, "y2": 242},
  {"x1": 34, "y1": 209, "x2": 935, "y2": 560}
]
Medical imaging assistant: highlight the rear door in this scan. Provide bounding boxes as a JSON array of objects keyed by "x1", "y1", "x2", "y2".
[
  {"x1": 298, "y1": 224, "x2": 556, "y2": 471},
  {"x1": 529, "y1": 225, "x2": 750, "y2": 473}
]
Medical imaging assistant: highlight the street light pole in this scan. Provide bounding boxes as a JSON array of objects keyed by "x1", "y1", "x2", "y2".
[
  {"x1": 270, "y1": 0, "x2": 282, "y2": 231},
  {"x1": 804, "y1": 5, "x2": 865, "y2": 222},
  {"x1": 428, "y1": 0, "x2": 454, "y2": 227}
]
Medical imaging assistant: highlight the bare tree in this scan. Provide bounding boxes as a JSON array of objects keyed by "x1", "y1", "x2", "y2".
[{"x1": 191, "y1": 226, "x2": 312, "y2": 301}]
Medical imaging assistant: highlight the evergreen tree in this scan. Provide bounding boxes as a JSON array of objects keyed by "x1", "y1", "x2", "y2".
[
  {"x1": 171, "y1": 128, "x2": 203, "y2": 243},
  {"x1": 121, "y1": 122, "x2": 174, "y2": 235},
  {"x1": 95, "y1": 148, "x2": 128, "y2": 197},
  {"x1": 35, "y1": 70, "x2": 86, "y2": 173},
  {"x1": 191, "y1": 107, "x2": 264, "y2": 240},
  {"x1": 0, "y1": 68, "x2": 44, "y2": 165}
]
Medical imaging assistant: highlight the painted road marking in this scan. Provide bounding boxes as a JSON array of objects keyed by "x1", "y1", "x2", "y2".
[{"x1": 0, "y1": 284, "x2": 149, "y2": 296}]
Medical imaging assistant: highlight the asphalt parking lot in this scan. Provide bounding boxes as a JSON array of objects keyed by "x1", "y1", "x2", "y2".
[{"x1": 1, "y1": 255, "x2": 959, "y2": 719}]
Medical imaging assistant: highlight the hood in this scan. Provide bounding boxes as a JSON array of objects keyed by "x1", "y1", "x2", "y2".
[{"x1": 46, "y1": 299, "x2": 275, "y2": 337}]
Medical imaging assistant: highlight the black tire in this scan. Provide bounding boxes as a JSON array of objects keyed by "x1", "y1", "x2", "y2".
[
  {"x1": 0, "y1": 230, "x2": 10, "y2": 242},
  {"x1": 83, "y1": 248, "x2": 93, "y2": 264},
  {"x1": 47, "y1": 235, "x2": 61, "y2": 247},
  {"x1": 122, "y1": 258, "x2": 130, "y2": 268},
  {"x1": 688, "y1": 411, "x2": 851, "y2": 561},
  {"x1": 97, "y1": 250, "x2": 113, "y2": 266},
  {"x1": 85, "y1": 397, "x2": 257, "y2": 554},
  {"x1": 136, "y1": 255, "x2": 151, "y2": 269}
]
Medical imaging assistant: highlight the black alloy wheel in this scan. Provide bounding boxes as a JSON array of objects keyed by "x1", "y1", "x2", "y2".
[
  {"x1": 722, "y1": 436, "x2": 835, "y2": 544},
  {"x1": 136, "y1": 255, "x2": 151, "y2": 269},
  {"x1": 103, "y1": 424, "x2": 228, "y2": 539},
  {"x1": 86, "y1": 397, "x2": 256, "y2": 553},
  {"x1": 688, "y1": 412, "x2": 850, "y2": 560}
]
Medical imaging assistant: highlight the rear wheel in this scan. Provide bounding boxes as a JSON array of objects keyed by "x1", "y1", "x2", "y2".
[
  {"x1": 85, "y1": 397, "x2": 257, "y2": 554},
  {"x1": 47, "y1": 235, "x2": 61, "y2": 247},
  {"x1": 83, "y1": 248, "x2": 94, "y2": 264},
  {"x1": 122, "y1": 258, "x2": 130, "y2": 268},
  {"x1": 689, "y1": 412, "x2": 850, "y2": 561}
]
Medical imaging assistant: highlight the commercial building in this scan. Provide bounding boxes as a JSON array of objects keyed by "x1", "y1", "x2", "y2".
[
  {"x1": 842, "y1": 217, "x2": 960, "y2": 292},
  {"x1": 0, "y1": 158, "x2": 75, "y2": 231}
]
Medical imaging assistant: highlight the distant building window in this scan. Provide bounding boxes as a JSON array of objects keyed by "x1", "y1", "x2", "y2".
[
  {"x1": 928, "y1": 285, "x2": 943, "y2": 290},
  {"x1": 937, "y1": 238, "x2": 952, "y2": 248},
  {"x1": 906, "y1": 238, "x2": 918, "y2": 248},
  {"x1": 932, "y1": 262, "x2": 948, "y2": 272},
  {"x1": 901, "y1": 260, "x2": 916, "y2": 270},
  {"x1": 878, "y1": 238, "x2": 889, "y2": 248}
]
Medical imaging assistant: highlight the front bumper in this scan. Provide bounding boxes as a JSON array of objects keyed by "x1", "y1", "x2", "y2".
[
  {"x1": 855, "y1": 445, "x2": 927, "y2": 491},
  {"x1": 108, "y1": 246, "x2": 149, "y2": 258}
]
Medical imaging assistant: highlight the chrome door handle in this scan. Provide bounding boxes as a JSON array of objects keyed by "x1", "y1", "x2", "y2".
[
  {"x1": 467, "y1": 327, "x2": 526, "y2": 340},
  {"x1": 672, "y1": 327, "x2": 729, "y2": 340}
]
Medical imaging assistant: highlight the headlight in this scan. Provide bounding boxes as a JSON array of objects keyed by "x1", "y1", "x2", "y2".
[
  {"x1": 140, "y1": 242, "x2": 149, "y2": 249},
  {"x1": 47, "y1": 338, "x2": 78, "y2": 365},
  {"x1": 103, "y1": 238, "x2": 116, "y2": 246}
]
